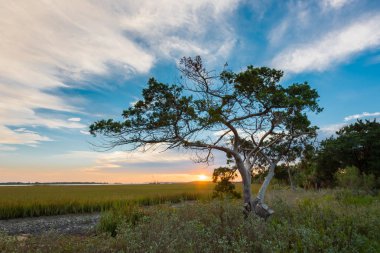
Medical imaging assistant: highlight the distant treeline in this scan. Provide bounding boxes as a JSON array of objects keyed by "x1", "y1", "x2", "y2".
[
  {"x1": 253, "y1": 120, "x2": 380, "y2": 190},
  {"x1": 0, "y1": 182, "x2": 108, "y2": 185}
]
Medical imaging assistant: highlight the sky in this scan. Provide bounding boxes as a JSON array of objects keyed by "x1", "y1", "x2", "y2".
[{"x1": 1, "y1": 0, "x2": 380, "y2": 183}]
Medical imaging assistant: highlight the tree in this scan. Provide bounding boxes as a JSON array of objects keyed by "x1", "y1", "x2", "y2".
[
  {"x1": 212, "y1": 166, "x2": 241, "y2": 199},
  {"x1": 292, "y1": 145, "x2": 320, "y2": 189},
  {"x1": 90, "y1": 56, "x2": 322, "y2": 217},
  {"x1": 316, "y1": 119, "x2": 380, "y2": 187}
]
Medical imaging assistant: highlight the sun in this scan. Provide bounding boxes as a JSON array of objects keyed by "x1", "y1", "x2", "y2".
[{"x1": 198, "y1": 174, "x2": 208, "y2": 181}]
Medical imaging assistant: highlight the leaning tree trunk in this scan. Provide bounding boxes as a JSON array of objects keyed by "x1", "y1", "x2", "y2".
[
  {"x1": 242, "y1": 170, "x2": 253, "y2": 217},
  {"x1": 238, "y1": 161, "x2": 275, "y2": 219},
  {"x1": 236, "y1": 161, "x2": 253, "y2": 218},
  {"x1": 252, "y1": 163, "x2": 275, "y2": 219}
]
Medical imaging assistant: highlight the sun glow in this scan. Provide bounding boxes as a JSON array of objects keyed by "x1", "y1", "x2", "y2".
[{"x1": 198, "y1": 174, "x2": 208, "y2": 181}]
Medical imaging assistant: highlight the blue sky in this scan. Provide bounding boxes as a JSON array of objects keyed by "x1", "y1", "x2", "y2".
[{"x1": 1, "y1": 0, "x2": 380, "y2": 183}]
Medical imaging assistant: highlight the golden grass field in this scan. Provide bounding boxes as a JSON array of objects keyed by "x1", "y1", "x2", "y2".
[{"x1": 0, "y1": 182, "x2": 218, "y2": 219}]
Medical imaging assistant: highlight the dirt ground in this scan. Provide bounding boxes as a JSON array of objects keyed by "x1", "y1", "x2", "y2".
[{"x1": 0, "y1": 213, "x2": 100, "y2": 235}]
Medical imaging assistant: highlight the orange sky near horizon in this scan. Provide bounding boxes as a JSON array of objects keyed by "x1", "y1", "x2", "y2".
[{"x1": 0, "y1": 166, "x2": 213, "y2": 183}]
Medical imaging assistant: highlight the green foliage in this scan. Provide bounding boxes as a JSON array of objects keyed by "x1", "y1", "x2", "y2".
[
  {"x1": 212, "y1": 167, "x2": 241, "y2": 199},
  {"x1": 335, "y1": 190, "x2": 376, "y2": 206},
  {"x1": 251, "y1": 165, "x2": 291, "y2": 187},
  {"x1": 316, "y1": 120, "x2": 380, "y2": 187},
  {"x1": 90, "y1": 61, "x2": 321, "y2": 142},
  {"x1": 335, "y1": 166, "x2": 376, "y2": 192},
  {"x1": 336, "y1": 166, "x2": 362, "y2": 189},
  {"x1": 362, "y1": 173, "x2": 378, "y2": 192},
  {"x1": 293, "y1": 162, "x2": 319, "y2": 189},
  {"x1": 1, "y1": 190, "x2": 379, "y2": 252},
  {"x1": 97, "y1": 204, "x2": 147, "y2": 237},
  {"x1": 290, "y1": 145, "x2": 320, "y2": 189},
  {"x1": 273, "y1": 164, "x2": 290, "y2": 182}
]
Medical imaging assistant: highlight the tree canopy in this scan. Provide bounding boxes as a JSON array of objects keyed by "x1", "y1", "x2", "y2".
[
  {"x1": 90, "y1": 56, "x2": 322, "y2": 217},
  {"x1": 315, "y1": 120, "x2": 380, "y2": 186}
]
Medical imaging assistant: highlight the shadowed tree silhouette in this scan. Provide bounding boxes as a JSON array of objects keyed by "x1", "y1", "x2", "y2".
[{"x1": 212, "y1": 166, "x2": 241, "y2": 199}]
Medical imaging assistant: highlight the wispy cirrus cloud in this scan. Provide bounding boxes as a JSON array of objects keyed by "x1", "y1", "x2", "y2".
[
  {"x1": 68, "y1": 118, "x2": 81, "y2": 122},
  {"x1": 0, "y1": 1, "x2": 239, "y2": 148},
  {"x1": 271, "y1": 12, "x2": 380, "y2": 73},
  {"x1": 57, "y1": 148, "x2": 194, "y2": 173},
  {"x1": 0, "y1": 126, "x2": 52, "y2": 146},
  {"x1": 320, "y1": 0, "x2": 353, "y2": 10},
  {"x1": 318, "y1": 123, "x2": 346, "y2": 137},
  {"x1": 266, "y1": 1, "x2": 311, "y2": 47},
  {"x1": 344, "y1": 112, "x2": 380, "y2": 121},
  {"x1": 70, "y1": 149, "x2": 190, "y2": 164}
]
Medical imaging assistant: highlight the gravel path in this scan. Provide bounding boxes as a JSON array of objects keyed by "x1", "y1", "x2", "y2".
[{"x1": 0, "y1": 213, "x2": 100, "y2": 235}]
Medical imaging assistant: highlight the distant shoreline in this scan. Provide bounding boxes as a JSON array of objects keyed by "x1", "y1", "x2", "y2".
[
  {"x1": 0, "y1": 182, "x2": 108, "y2": 186},
  {"x1": 0, "y1": 181, "x2": 212, "y2": 186}
]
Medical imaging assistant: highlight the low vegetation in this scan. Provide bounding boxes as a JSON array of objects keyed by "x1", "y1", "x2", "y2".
[{"x1": 1, "y1": 188, "x2": 379, "y2": 252}]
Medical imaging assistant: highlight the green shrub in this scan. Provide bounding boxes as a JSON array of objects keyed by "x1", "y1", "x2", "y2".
[
  {"x1": 336, "y1": 166, "x2": 361, "y2": 189},
  {"x1": 97, "y1": 204, "x2": 147, "y2": 236},
  {"x1": 362, "y1": 173, "x2": 376, "y2": 192},
  {"x1": 335, "y1": 166, "x2": 376, "y2": 192}
]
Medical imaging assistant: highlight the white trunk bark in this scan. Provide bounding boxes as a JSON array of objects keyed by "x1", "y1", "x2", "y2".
[
  {"x1": 257, "y1": 163, "x2": 275, "y2": 203},
  {"x1": 249, "y1": 163, "x2": 276, "y2": 219},
  {"x1": 238, "y1": 164, "x2": 252, "y2": 205},
  {"x1": 236, "y1": 160, "x2": 252, "y2": 217},
  {"x1": 238, "y1": 158, "x2": 276, "y2": 219}
]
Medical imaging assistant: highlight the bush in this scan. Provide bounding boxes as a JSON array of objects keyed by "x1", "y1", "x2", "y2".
[
  {"x1": 335, "y1": 166, "x2": 376, "y2": 192},
  {"x1": 97, "y1": 204, "x2": 147, "y2": 236},
  {"x1": 336, "y1": 166, "x2": 361, "y2": 189}
]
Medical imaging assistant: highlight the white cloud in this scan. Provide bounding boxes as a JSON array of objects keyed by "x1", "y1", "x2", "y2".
[
  {"x1": 80, "y1": 130, "x2": 91, "y2": 135},
  {"x1": 58, "y1": 148, "x2": 192, "y2": 172},
  {"x1": 321, "y1": 0, "x2": 352, "y2": 10},
  {"x1": 344, "y1": 112, "x2": 380, "y2": 121},
  {"x1": 318, "y1": 123, "x2": 347, "y2": 139},
  {"x1": 319, "y1": 111, "x2": 380, "y2": 138},
  {"x1": 272, "y1": 13, "x2": 380, "y2": 73},
  {"x1": 117, "y1": 0, "x2": 239, "y2": 62},
  {"x1": 68, "y1": 118, "x2": 81, "y2": 122},
  {"x1": 268, "y1": 20, "x2": 289, "y2": 45},
  {"x1": 71, "y1": 149, "x2": 190, "y2": 164},
  {"x1": 0, "y1": 1, "x2": 239, "y2": 147},
  {"x1": 0, "y1": 126, "x2": 52, "y2": 145},
  {"x1": 267, "y1": 1, "x2": 312, "y2": 47}
]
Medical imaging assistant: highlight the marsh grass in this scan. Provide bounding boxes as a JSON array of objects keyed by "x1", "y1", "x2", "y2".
[
  {"x1": 0, "y1": 183, "x2": 213, "y2": 219},
  {"x1": 2, "y1": 188, "x2": 378, "y2": 252}
]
